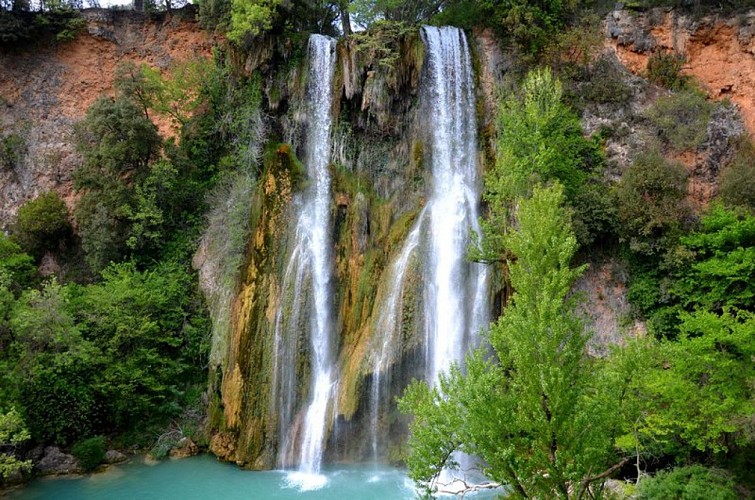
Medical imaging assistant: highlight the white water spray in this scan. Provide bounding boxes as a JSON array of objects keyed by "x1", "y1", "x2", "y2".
[{"x1": 271, "y1": 34, "x2": 337, "y2": 488}]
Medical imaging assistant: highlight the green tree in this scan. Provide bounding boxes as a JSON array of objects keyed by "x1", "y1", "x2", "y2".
[
  {"x1": 616, "y1": 149, "x2": 690, "y2": 258},
  {"x1": 0, "y1": 408, "x2": 32, "y2": 482},
  {"x1": 400, "y1": 185, "x2": 636, "y2": 498},
  {"x1": 12, "y1": 191, "x2": 72, "y2": 259},
  {"x1": 0, "y1": 234, "x2": 36, "y2": 291},
  {"x1": 479, "y1": 68, "x2": 601, "y2": 258},
  {"x1": 73, "y1": 95, "x2": 161, "y2": 271}
]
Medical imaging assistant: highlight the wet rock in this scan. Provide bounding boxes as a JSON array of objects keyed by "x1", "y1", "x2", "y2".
[
  {"x1": 104, "y1": 450, "x2": 128, "y2": 464},
  {"x1": 169, "y1": 437, "x2": 198, "y2": 459},
  {"x1": 35, "y1": 446, "x2": 82, "y2": 475}
]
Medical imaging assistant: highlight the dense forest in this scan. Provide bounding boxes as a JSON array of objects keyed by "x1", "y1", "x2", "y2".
[{"x1": 0, "y1": 0, "x2": 753, "y2": 498}]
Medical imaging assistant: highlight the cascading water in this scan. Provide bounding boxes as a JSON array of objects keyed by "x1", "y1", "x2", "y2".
[
  {"x1": 270, "y1": 34, "x2": 337, "y2": 487},
  {"x1": 369, "y1": 26, "x2": 489, "y2": 461},
  {"x1": 422, "y1": 26, "x2": 489, "y2": 384}
]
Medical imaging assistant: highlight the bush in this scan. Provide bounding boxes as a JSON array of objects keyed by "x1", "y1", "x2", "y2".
[
  {"x1": 646, "y1": 51, "x2": 689, "y2": 90},
  {"x1": 719, "y1": 137, "x2": 755, "y2": 209},
  {"x1": 616, "y1": 149, "x2": 690, "y2": 257},
  {"x1": 638, "y1": 465, "x2": 738, "y2": 500},
  {"x1": 71, "y1": 436, "x2": 106, "y2": 472},
  {"x1": 646, "y1": 89, "x2": 714, "y2": 151},
  {"x1": 583, "y1": 55, "x2": 633, "y2": 105},
  {"x1": 0, "y1": 235, "x2": 36, "y2": 291},
  {"x1": 12, "y1": 192, "x2": 72, "y2": 259},
  {"x1": 0, "y1": 133, "x2": 26, "y2": 171}
]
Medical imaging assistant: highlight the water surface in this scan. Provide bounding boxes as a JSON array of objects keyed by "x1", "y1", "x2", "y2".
[{"x1": 13, "y1": 455, "x2": 419, "y2": 499}]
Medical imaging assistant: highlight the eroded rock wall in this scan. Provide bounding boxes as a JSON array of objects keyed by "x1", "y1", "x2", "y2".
[{"x1": 0, "y1": 6, "x2": 214, "y2": 225}]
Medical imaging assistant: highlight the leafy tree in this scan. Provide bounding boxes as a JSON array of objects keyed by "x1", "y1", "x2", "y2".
[
  {"x1": 350, "y1": 0, "x2": 445, "y2": 26},
  {"x1": 69, "y1": 261, "x2": 208, "y2": 429},
  {"x1": 12, "y1": 191, "x2": 72, "y2": 259},
  {"x1": 0, "y1": 408, "x2": 32, "y2": 482},
  {"x1": 479, "y1": 68, "x2": 601, "y2": 258},
  {"x1": 719, "y1": 137, "x2": 755, "y2": 210},
  {"x1": 645, "y1": 89, "x2": 714, "y2": 152},
  {"x1": 638, "y1": 309, "x2": 755, "y2": 455},
  {"x1": 400, "y1": 185, "x2": 637, "y2": 498},
  {"x1": 0, "y1": 234, "x2": 36, "y2": 291},
  {"x1": 73, "y1": 95, "x2": 161, "y2": 271},
  {"x1": 616, "y1": 149, "x2": 690, "y2": 258},
  {"x1": 9, "y1": 280, "x2": 103, "y2": 444}
]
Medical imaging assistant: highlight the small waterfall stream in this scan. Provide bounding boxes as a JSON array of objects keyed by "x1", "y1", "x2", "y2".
[
  {"x1": 271, "y1": 34, "x2": 337, "y2": 486},
  {"x1": 368, "y1": 26, "x2": 489, "y2": 460}
]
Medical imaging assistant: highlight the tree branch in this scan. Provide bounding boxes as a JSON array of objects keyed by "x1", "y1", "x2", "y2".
[{"x1": 577, "y1": 457, "x2": 632, "y2": 500}]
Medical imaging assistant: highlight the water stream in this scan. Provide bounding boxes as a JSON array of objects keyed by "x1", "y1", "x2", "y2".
[
  {"x1": 368, "y1": 26, "x2": 489, "y2": 462},
  {"x1": 271, "y1": 34, "x2": 338, "y2": 486}
]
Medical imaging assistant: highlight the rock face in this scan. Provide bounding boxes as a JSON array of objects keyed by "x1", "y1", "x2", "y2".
[
  {"x1": 0, "y1": 6, "x2": 214, "y2": 226},
  {"x1": 607, "y1": 7, "x2": 755, "y2": 136},
  {"x1": 35, "y1": 446, "x2": 82, "y2": 475}
]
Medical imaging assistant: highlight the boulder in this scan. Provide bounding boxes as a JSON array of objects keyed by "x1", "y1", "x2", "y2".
[
  {"x1": 168, "y1": 437, "x2": 198, "y2": 459},
  {"x1": 104, "y1": 450, "x2": 128, "y2": 464},
  {"x1": 35, "y1": 446, "x2": 82, "y2": 475}
]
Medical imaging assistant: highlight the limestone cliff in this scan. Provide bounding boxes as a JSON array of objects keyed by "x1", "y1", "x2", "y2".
[{"x1": 0, "y1": 6, "x2": 213, "y2": 225}]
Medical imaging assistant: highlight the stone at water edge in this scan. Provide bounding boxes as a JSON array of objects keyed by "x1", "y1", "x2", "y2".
[
  {"x1": 169, "y1": 437, "x2": 199, "y2": 459},
  {"x1": 104, "y1": 449, "x2": 128, "y2": 464},
  {"x1": 35, "y1": 446, "x2": 82, "y2": 475}
]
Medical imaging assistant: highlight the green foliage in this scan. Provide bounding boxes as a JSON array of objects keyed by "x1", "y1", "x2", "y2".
[
  {"x1": 12, "y1": 192, "x2": 72, "y2": 259},
  {"x1": 401, "y1": 185, "x2": 635, "y2": 498},
  {"x1": 0, "y1": 4, "x2": 84, "y2": 47},
  {"x1": 640, "y1": 309, "x2": 754, "y2": 454},
  {"x1": 581, "y1": 55, "x2": 633, "y2": 105},
  {"x1": 350, "y1": 0, "x2": 444, "y2": 26},
  {"x1": 228, "y1": 0, "x2": 281, "y2": 43},
  {"x1": 0, "y1": 133, "x2": 26, "y2": 170},
  {"x1": 0, "y1": 408, "x2": 32, "y2": 481},
  {"x1": 646, "y1": 89, "x2": 714, "y2": 151},
  {"x1": 616, "y1": 149, "x2": 690, "y2": 257},
  {"x1": 71, "y1": 436, "x2": 105, "y2": 472},
  {"x1": 646, "y1": 51, "x2": 689, "y2": 90},
  {"x1": 629, "y1": 204, "x2": 755, "y2": 338},
  {"x1": 480, "y1": 68, "x2": 602, "y2": 258},
  {"x1": 719, "y1": 137, "x2": 755, "y2": 210},
  {"x1": 73, "y1": 95, "x2": 161, "y2": 271},
  {"x1": 0, "y1": 234, "x2": 36, "y2": 291},
  {"x1": 638, "y1": 466, "x2": 738, "y2": 500}
]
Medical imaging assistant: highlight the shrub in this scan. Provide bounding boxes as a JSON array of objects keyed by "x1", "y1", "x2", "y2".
[
  {"x1": 719, "y1": 137, "x2": 755, "y2": 209},
  {"x1": 646, "y1": 51, "x2": 689, "y2": 90},
  {"x1": 638, "y1": 465, "x2": 738, "y2": 500},
  {"x1": 71, "y1": 436, "x2": 106, "y2": 472},
  {"x1": 0, "y1": 133, "x2": 26, "y2": 171},
  {"x1": 0, "y1": 234, "x2": 36, "y2": 291},
  {"x1": 616, "y1": 149, "x2": 690, "y2": 256},
  {"x1": 583, "y1": 55, "x2": 633, "y2": 105},
  {"x1": 646, "y1": 89, "x2": 714, "y2": 151},
  {"x1": 12, "y1": 192, "x2": 72, "y2": 259}
]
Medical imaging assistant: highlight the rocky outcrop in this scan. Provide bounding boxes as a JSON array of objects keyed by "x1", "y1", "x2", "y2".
[
  {"x1": 606, "y1": 7, "x2": 755, "y2": 136},
  {"x1": 0, "y1": 6, "x2": 214, "y2": 226},
  {"x1": 35, "y1": 446, "x2": 82, "y2": 476},
  {"x1": 168, "y1": 438, "x2": 198, "y2": 459},
  {"x1": 104, "y1": 450, "x2": 128, "y2": 464}
]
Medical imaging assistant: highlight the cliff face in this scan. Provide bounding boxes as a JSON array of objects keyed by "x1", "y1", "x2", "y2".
[
  {"x1": 607, "y1": 8, "x2": 755, "y2": 136},
  {"x1": 0, "y1": 7, "x2": 213, "y2": 225}
]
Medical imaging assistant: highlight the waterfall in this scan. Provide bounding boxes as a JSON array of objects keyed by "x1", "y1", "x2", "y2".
[
  {"x1": 369, "y1": 26, "x2": 489, "y2": 460},
  {"x1": 271, "y1": 34, "x2": 337, "y2": 485},
  {"x1": 422, "y1": 26, "x2": 489, "y2": 384}
]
